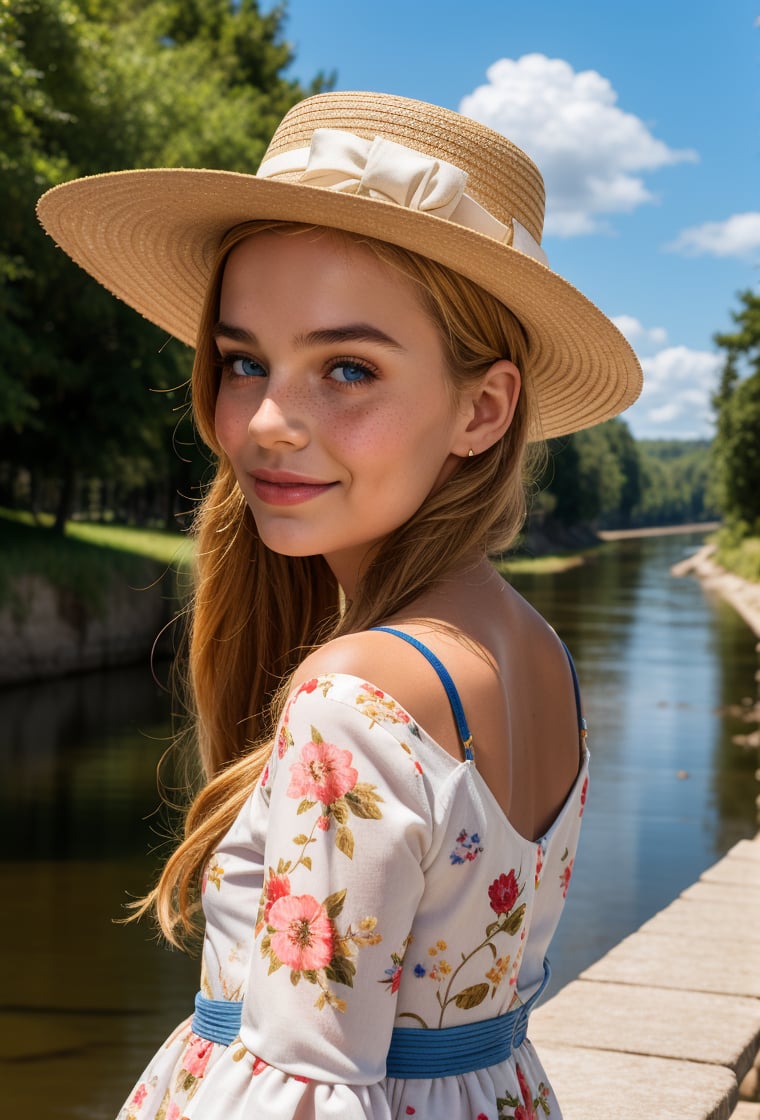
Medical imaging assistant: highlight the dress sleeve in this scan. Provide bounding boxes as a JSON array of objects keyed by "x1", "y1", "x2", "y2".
[{"x1": 240, "y1": 676, "x2": 433, "y2": 1091}]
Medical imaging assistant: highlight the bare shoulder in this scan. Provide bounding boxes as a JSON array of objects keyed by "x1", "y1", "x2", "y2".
[{"x1": 292, "y1": 627, "x2": 504, "y2": 759}]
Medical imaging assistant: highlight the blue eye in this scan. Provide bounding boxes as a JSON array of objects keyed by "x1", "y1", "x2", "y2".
[
  {"x1": 229, "y1": 356, "x2": 266, "y2": 378},
  {"x1": 329, "y1": 362, "x2": 375, "y2": 385}
]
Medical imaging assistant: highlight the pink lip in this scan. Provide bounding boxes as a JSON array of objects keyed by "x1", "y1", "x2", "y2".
[{"x1": 250, "y1": 470, "x2": 338, "y2": 506}]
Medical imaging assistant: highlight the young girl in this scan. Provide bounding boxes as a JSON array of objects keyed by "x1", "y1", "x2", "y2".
[{"x1": 38, "y1": 91, "x2": 641, "y2": 1120}]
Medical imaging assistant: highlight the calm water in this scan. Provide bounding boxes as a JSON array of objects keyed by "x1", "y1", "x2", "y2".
[{"x1": 1, "y1": 532, "x2": 758, "y2": 1117}]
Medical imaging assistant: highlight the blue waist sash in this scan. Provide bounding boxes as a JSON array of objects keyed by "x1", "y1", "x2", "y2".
[
  {"x1": 192, "y1": 991, "x2": 244, "y2": 1046},
  {"x1": 191, "y1": 959, "x2": 550, "y2": 1078}
]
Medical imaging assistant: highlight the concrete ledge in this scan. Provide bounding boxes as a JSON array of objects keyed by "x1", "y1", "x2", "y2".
[
  {"x1": 531, "y1": 836, "x2": 760, "y2": 1120},
  {"x1": 532, "y1": 980, "x2": 760, "y2": 1081},
  {"x1": 538, "y1": 1044, "x2": 737, "y2": 1120}
]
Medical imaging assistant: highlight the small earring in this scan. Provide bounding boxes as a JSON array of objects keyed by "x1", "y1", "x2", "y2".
[{"x1": 467, "y1": 448, "x2": 475, "y2": 457}]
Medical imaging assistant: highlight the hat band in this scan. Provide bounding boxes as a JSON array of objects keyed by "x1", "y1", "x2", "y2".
[{"x1": 257, "y1": 128, "x2": 549, "y2": 267}]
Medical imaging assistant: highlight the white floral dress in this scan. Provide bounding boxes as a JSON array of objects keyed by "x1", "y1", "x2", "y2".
[{"x1": 119, "y1": 659, "x2": 589, "y2": 1120}]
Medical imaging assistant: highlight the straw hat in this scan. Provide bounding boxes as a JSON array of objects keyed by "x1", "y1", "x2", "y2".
[{"x1": 37, "y1": 90, "x2": 642, "y2": 439}]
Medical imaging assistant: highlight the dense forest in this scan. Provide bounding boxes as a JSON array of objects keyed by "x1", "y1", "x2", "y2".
[{"x1": 1, "y1": 2, "x2": 758, "y2": 545}]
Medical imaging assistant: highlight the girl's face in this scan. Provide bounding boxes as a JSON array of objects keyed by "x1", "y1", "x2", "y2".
[{"x1": 214, "y1": 230, "x2": 471, "y2": 593}]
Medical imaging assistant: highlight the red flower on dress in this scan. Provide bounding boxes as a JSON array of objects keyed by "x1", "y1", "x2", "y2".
[
  {"x1": 268, "y1": 893, "x2": 334, "y2": 971},
  {"x1": 263, "y1": 872, "x2": 291, "y2": 921},
  {"x1": 579, "y1": 775, "x2": 588, "y2": 817},
  {"x1": 514, "y1": 1062, "x2": 538, "y2": 1119},
  {"x1": 488, "y1": 870, "x2": 519, "y2": 914},
  {"x1": 288, "y1": 740, "x2": 358, "y2": 805},
  {"x1": 296, "y1": 678, "x2": 319, "y2": 698},
  {"x1": 183, "y1": 1036, "x2": 214, "y2": 1078},
  {"x1": 131, "y1": 1083, "x2": 148, "y2": 1108},
  {"x1": 560, "y1": 859, "x2": 574, "y2": 898}
]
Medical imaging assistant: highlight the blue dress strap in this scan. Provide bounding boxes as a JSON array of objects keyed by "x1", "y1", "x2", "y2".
[
  {"x1": 371, "y1": 627, "x2": 475, "y2": 762},
  {"x1": 560, "y1": 641, "x2": 588, "y2": 738}
]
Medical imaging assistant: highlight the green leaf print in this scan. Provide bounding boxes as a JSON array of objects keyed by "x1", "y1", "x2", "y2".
[
  {"x1": 454, "y1": 982, "x2": 490, "y2": 1009},
  {"x1": 336, "y1": 825, "x2": 355, "y2": 858},
  {"x1": 324, "y1": 888, "x2": 347, "y2": 919}
]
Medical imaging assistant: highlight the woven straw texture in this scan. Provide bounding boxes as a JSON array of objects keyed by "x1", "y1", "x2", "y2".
[{"x1": 37, "y1": 91, "x2": 642, "y2": 440}]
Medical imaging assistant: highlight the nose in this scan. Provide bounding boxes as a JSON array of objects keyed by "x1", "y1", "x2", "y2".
[{"x1": 247, "y1": 387, "x2": 310, "y2": 451}]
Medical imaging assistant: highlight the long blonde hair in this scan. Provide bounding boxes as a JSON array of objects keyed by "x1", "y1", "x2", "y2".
[{"x1": 144, "y1": 221, "x2": 539, "y2": 945}]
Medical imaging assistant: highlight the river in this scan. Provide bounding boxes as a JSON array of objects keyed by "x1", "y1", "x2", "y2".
[{"x1": 1, "y1": 531, "x2": 758, "y2": 1117}]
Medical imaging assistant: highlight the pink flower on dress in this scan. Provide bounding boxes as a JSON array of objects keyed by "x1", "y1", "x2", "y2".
[
  {"x1": 287, "y1": 740, "x2": 358, "y2": 805},
  {"x1": 296, "y1": 678, "x2": 319, "y2": 698},
  {"x1": 317, "y1": 815, "x2": 330, "y2": 831},
  {"x1": 268, "y1": 893, "x2": 334, "y2": 971},
  {"x1": 560, "y1": 859, "x2": 574, "y2": 898},
  {"x1": 535, "y1": 843, "x2": 544, "y2": 889},
  {"x1": 166, "y1": 1104, "x2": 181, "y2": 1120},
  {"x1": 131, "y1": 1083, "x2": 148, "y2": 1108},
  {"x1": 183, "y1": 1036, "x2": 214, "y2": 1078},
  {"x1": 263, "y1": 872, "x2": 291, "y2": 921},
  {"x1": 488, "y1": 870, "x2": 519, "y2": 914},
  {"x1": 515, "y1": 1062, "x2": 538, "y2": 1119}
]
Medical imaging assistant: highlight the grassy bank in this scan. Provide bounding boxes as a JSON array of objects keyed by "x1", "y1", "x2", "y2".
[
  {"x1": 713, "y1": 529, "x2": 760, "y2": 583},
  {"x1": 496, "y1": 553, "x2": 587, "y2": 576},
  {"x1": 0, "y1": 510, "x2": 192, "y2": 616}
]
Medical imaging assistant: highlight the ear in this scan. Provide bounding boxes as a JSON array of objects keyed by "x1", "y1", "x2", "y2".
[{"x1": 451, "y1": 359, "x2": 521, "y2": 458}]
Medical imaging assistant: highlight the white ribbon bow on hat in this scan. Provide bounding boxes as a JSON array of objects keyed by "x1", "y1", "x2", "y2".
[{"x1": 257, "y1": 128, "x2": 548, "y2": 267}]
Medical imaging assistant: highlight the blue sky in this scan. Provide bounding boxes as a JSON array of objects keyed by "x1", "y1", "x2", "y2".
[{"x1": 265, "y1": 0, "x2": 759, "y2": 440}]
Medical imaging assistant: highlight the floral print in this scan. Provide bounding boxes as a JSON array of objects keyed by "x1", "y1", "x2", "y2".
[
  {"x1": 450, "y1": 827, "x2": 484, "y2": 864},
  {"x1": 288, "y1": 739, "x2": 359, "y2": 805},
  {"x1": 559, "y1": 856, "x2": 574, "y2": 899},
  {"x1": 402, "y1": 871, "x2": 526, "y2": 1027},
  {"x1": 267, "y1": 892, "x2": 334, "y2": 971},
  {"x1": 260, "y1": 882, "x2": 382, "y2": 1013},
  {"x1": 117, "y1": 672, "x2": 586, "y2": 1120},
  {"x1": 202, "y1": 858, "x2": 224, "y2": 894},
  {"x1": 283, "y1": 724, "x2": 384, "y2": 863},
  {"x1": 497, "y1": 1063, "x2": 551, "y2": 1118},
  {"x1": 534, "y1": 842, "x2": 544, "y2": 889},
  {"x1": 355, "y1": 682, "x2": 416, "y2": 729}
]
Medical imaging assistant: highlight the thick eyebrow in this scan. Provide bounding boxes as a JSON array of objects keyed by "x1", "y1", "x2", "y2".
[{"x1": 213, "y1": 321, "x2": 406, "y2": 352}]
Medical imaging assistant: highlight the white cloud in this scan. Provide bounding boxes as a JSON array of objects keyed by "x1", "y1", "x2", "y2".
[
  {"x1": 459, "y1": 54, "x2": 697, "y2": 237},
  {"x1": 667, "y1": 212, "x2": 760, "y2": 260},
  {"x1": 623, "y1": 343, "x2": 723, "y2": 439},
  {"x1": 611, "y1": 315, "x2": 668, "y2": 355}
]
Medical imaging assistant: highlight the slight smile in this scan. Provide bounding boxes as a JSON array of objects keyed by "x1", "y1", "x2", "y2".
[{"x1": 250, "y1": 470, "x2": 339, "y2": 506}]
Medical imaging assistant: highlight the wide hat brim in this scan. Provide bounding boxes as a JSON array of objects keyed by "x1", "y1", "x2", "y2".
[{"x1": 37, "y1": 165, "x2": 642, "y2": 441}]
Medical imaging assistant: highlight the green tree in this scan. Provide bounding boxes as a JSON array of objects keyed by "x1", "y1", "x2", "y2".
[
  {"x1": 542, "y1": 418, "x2": 641, "y2": 527},
  {"x1": 711, "y1": 290, "x2": 760, "y2": 532},
  {"x1": 1, "y1": 0, "x2": 327, "y2": 529}
]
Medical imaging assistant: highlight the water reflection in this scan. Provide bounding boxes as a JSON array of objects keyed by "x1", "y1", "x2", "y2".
[
  {"x1": 1, "y1": 533, "x2": 758, "y2": 1117},
  {"x1": 512, "y1": 533, "x2": 759, "y2": 987}
]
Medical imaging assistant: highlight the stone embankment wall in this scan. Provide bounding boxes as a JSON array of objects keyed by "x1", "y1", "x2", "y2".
[
  {"x1": 673, "y1": 543, "x2": 760, "y2": 640},
  {"x1": 0, "y1": 574, "x2": 180, "y2": 685}
]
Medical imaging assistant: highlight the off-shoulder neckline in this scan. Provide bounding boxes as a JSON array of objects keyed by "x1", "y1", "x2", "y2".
[{"x1": 287, "y1": 672, "x2": 589, "y2": 850}]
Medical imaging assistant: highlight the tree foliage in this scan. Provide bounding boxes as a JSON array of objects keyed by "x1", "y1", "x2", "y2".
[
  {"x1": 540, "y1": 418, "x2": 642, "y2": 527},
  {"x1": 0, "y1": 0, "x2": 327, "y2": 528},
  {"x1": 711, "y1": 290, "x2": 760, "y2": 533}
]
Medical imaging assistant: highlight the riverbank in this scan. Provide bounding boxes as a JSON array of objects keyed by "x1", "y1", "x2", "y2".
[
  {"x1": 599, "y1": 521, "x2": 720, "y2": 541},
  {"x1": 673, "y1": 543, "x2": 760, "y2": 640},
  {"x1": 0, "y1": 514, "x2": 190, "y2": 684}
]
